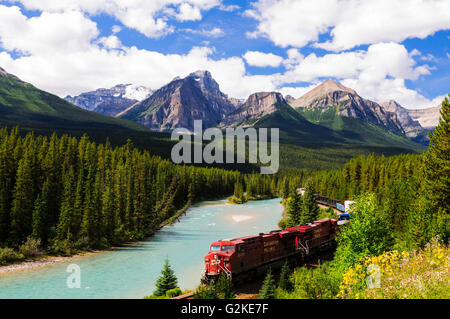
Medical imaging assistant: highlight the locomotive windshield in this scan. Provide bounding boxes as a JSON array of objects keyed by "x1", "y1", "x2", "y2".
[
  {"x1": 210, "y1": 245, "x2": 220, "y2": 252},
  {"x1": 221, "y1": 245, "x2": 234, "y2": 251}
]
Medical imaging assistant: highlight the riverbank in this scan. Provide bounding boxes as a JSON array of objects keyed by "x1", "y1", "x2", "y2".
[
  {"x1": 0, "y1": 250, "x2": 102, "y2": 274},
  {"x1": 0, "y1": 197, "x2": 283, "y2": 298},
  {"x1": 0, "y1": 196, "x2": 230, "y2": 273}
]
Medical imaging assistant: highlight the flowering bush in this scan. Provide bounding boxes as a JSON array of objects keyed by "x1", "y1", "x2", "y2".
[{"x1": 338, "y1": 237, "x2": 449, "y2": 299}]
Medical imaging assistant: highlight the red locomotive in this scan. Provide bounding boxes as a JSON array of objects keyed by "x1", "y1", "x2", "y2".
[{"x1": 203, "y1": 218, "x2": 338, "y2": 282}]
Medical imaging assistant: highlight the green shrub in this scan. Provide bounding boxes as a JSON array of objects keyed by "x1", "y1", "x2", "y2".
[
  {"x1": 0, "y1": 247, "x2": 25, "y2": 265},
  {"x1": 285, "y1": 262, "x2": 341, "y2": 299},
  {"x1": 19, "y1": 237, "x2": 42, "y2": 258},
  {"x1": 194, "y1": 284, "x2": 219, "y2": 299},
  {"x1": 166, "y1": 287, "x2": 182, "y2": 298}
]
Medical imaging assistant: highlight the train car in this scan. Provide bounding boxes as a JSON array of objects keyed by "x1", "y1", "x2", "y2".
[{"x1": 203, "y1": 218, "x2": 338, "y2": 282}]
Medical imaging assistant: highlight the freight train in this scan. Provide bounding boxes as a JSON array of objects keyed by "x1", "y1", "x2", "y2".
[{"x1": 203, "y1": 218, "x2": 338, "y2": 283}]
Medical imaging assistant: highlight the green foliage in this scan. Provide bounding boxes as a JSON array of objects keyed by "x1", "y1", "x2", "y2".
[
  {"x1": 280, "y1": 262, "x2": 341, "y2": 299},
  {"x1": 423, "y1": 95, "x2": 449, "y2": 241},
  {"x1": 214, "y1": 272, "x2": 235, "y2": 299},
  {"x1": 286, "y1": 191, "x2": 303, "y2": 227},
  {"x1": 0, "y1": 128, "x2": 240, "y2": 252},
  {"x1": 259, "y1": 268, "x2": 276, "y2": 299},
  {"x1": 0, "y1": 247, "x2": 24, "y2": 265},
  {"x1": 278, "y1": 261, "x2": 293, "y2": 291},
  {"x1": 194, "y1": 284, "x2": 219, "y2": 299},
  {"x1": 194, "y1": 273, "x2": 235, "y2": 299},
  {"x1": 154, "y1": 257, "x2": 178, "y2": 297},
  {"x1": 165, "y1": 287, "x2": 182, "y2": 298},
  {"x1": 19, "y1": 237, "x2": 42, "y2": 258},
  {"x1": 334, "y1": 194, "x2": 394, "y2": 268},
  {"x1": 300, "y1": 180, "x2": 319, "y2": 224}
]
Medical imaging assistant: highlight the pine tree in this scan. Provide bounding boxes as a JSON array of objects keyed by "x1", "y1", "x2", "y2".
[
  {"x1": 215, "y1": 272, "x2": 235, "y2": 299},
  {"x1": 423, "y1": 95, "x2": 449, "y2": 240},
  {"x1": 286, "y1": 191, "x2": 303, "y2": 226},
  {"x1": 300, "y1": 180, "x2": 319, "y2": 224},
  {"x1": 259, "y1": 268, "x2": 276, "y2": 299},
  {"x1": 10, "y1": 146, "x2": 35, "y2": 246},
  {"x1": 154, "y1": 257, "x2": 178, "y2": 297},
  {"x1": 31, "y1": 178, "x2": 50, "y2": 243},
  {"x1": 56, "y1": 168, "x2": 76, "y2": 242},
  {"x1": 278, "y1": 261, "x2": 293, "y2": 291}
]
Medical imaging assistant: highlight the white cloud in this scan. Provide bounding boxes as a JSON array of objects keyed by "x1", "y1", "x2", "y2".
[
  {"x1": 97, "y1": 35, "x2": 122, "y2": 49},
  {"x1": 276, "y1": 43, "x2": 436, "y2": 108},
  {"x1": 283, "y1": 48, "x2": 303, "y2": 69},
  {"x1": 245, "y1": 0, "x2": 337, "y2": 48},
  {"x1": 243, "y1": 51, "x2": 283, "y2": 67},
  {"x1": 184, "y1": 27, "x2": 225, "y2": 38},
  {"x1": 218, "y1": 4, "x2": 240, "y2": 12},
  {"x1": 0, "y1": 6, "x2": 98, "y2": 55},
  {"x1": 246, "y1": 0, "x2": 450, "y2": 51},
  {"x1": 0, "y1": 3, "x2": 443, "y2": 109},
  {"x1": 111, "y1": 25, "x2": 122, "y2": 34},
  {"x1": 278, "y1": 84, "x2": 317, "y2": 100},
  {"x1": 0, "y1": 4, "x2": 275, "y2": 99},
  {"x1": 176, "y1": 3, "x2": 202, "y2": 21},
  {"x1": 11, "y1": 0, "x2": 222, "y2": 38}
]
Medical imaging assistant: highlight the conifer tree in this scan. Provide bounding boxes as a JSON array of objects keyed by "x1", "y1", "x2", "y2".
[
  {"x1": 278, "y1": 261, "x2": 293, "y2": 291},
  {"x1": 300, "y1": 180, "x2": 319, "y2": 224},
  {"x1": 154, "y1": 257, "x2": 178, "y2": 297},
  {"x1": 56, "y1": 168, "x2": 76, "y2": 242},
  {"x1": 10, "y1": 146, "x2": 35, "y2": 246},
  {"x1": 259, "y1": 268, "x2": 276, "y2": 299},
  {"x1": 32, "y1": 178, "x2": 50, "y2": 243},
  {"x1": 423, "y1": 95, "x2": 449, "y2": 240},
  {"x1": 286, "y1": 191, "x2": 303, "y2": 226},
  {"x1": 215, "y1": 272, "x2": 235, "y2": 299}
]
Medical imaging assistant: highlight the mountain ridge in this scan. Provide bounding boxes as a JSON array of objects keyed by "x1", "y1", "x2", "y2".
[{"x1": 119, "y1": 70, "x2": 237, "y2": 131}]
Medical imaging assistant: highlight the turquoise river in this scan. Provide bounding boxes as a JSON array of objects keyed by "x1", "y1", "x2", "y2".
[{"x1": 0, "y1": 198, "x2": 282, "y2": 298}]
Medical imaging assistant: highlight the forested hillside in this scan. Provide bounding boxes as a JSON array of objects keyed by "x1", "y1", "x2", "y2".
[{"x1": 0, "y1": 127, "x2": 240, "y2": 257}]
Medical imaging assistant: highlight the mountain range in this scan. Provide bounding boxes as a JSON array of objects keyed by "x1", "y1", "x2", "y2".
[
  {"x1": 1, "y1": 65, "x2": 442, "y2": 170},
  {"x1": 66, "y1": 71, "x2": 440, "y2": 142},
  {"x1": 64, "y1": 84, "x2": 153, "y2": 116},
  {"x1": 0, "y1": 66, "x2": 173, "y2": 158}
]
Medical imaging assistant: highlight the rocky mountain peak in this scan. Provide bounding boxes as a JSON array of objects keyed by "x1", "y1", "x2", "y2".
[
  {"x1": 219, "y1": 92, "x2": 286, "y2": 127},
  {"x1": 290, "y1": 80, "x2": 405, "y2": 133},
  {"x1": 291, "y1": 80, "x2": 356, "y2": 108},
  {"x1": 186, "y1": 70, "x2": 222, "y2": 97},
  {"x1": 245, "y1": 92, "x2": 286, "y2": 108},
  {"x1": 64, "y1": 83, "x2": 152, "y2": 116},
  {"x1": 380, "y1": 100, "x2": 423, "y2": 137},
  {"x1": 119, "y1": 70, "x2": 236, "y2": 131}
]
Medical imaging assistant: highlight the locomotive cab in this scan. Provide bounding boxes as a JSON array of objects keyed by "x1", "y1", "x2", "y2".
[{"x1": 204, "y1": 241, "x2": 236, "y2": 279}]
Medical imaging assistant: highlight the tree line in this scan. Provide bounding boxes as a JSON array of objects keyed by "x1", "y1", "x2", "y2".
[{"x1": 0, "y1": 127, "x2": 241, "y2": 255}]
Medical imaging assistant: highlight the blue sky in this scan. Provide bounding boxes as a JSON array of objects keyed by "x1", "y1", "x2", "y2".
[{"x1": 0, "y1": 0, "x2": 448, "y2": 108}]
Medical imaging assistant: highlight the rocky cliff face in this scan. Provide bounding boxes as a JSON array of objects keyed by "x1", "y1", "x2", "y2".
[
  {"x1": 119, "y1": 70, "x2": 237, "y2": 131},
  {"x1": 290, "y1": 80, "x2": 404, "y2": 133},
  {"x1": 407, "y1": 106, "x2": 441, "y2": 130},
  {"x1": 380, "y1": 100, "x2": 423, "y2": 137},
  {"x1": 220, "y1": 92, "x2": 286, "y2": 127},
  {"x1": 64, "y1": 84, "x2": 153, "y2": 116}
]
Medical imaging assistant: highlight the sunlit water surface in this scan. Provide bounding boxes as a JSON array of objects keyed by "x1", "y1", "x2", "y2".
[{"x1": 0, "y1": 198, "x2": 282, "y2": 298}]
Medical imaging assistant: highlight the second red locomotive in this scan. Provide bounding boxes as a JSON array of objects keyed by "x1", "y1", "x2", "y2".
[{"x1": 204, "y1": 218, "x2": 338, "y2": 282}]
